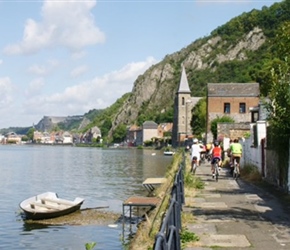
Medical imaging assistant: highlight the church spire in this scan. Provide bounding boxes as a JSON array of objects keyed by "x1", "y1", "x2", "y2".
[{"x1": 178, "y1": 64, "x2": 191, "y2": 93}]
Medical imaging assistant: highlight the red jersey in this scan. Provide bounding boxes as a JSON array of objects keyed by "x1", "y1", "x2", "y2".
[{"x1": 212, "y1": 147, "x2": 222, "y2": 158}]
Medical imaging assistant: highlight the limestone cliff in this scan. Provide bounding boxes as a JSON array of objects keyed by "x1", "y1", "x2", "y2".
[{"x1": 111, "y1": 27, "x2": 266, "y2": 132}]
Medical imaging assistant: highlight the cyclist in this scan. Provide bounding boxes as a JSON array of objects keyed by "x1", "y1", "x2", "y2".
[
  {"x1": 230, "y1": 139, "x2": 243, "y2": 175},
  {"x1": 191, "y1": 138, "x2": 201, "y2": 170},
  {"x1": 199, "y1": 141, "x2": 206, "y2": 164},
  {"x1": 211, "y1": 141, "x2": 222, "y2": 178}
]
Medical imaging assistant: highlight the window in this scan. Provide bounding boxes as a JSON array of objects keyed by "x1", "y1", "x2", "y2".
[
  {"x1": 251, "y1": 111, "x2": 259, "y2": 123},
  {"x1": 239, "y1": 103, "x2": 246, "y2": 113},
  {"x1": 182, "y1": 97, "x2": 185, "y2": 106},
  {"x1": 224, "y1": 103, "x2": 230, "y2": 113}
]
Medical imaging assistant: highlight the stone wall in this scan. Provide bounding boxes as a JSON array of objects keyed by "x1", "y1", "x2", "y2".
[{"x1": 217, "y1": 123, "x2": 251, "y2": 140}]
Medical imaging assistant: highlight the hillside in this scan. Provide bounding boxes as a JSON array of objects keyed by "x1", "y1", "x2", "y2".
[{"x1": 102, "y1": 0, "x2": 289, "y2": 135}]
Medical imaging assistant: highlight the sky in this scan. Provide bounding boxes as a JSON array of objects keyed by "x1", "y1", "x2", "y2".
[{"x1": 0, "y1": 0, "x2": 281, "y2": 129}]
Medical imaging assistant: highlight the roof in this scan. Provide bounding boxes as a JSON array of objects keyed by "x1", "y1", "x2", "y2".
[
  {"x1": 207, "y1": 83, "x2": 260, "y2": 97},
  {"x1": 178, "y1": 65, "x2": 191, "y2": 94},
  {"x1": 143, "y1": 120, "x2": 158, "y2": 129}
]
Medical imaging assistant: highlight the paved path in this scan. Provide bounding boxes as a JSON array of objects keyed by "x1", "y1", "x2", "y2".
[{"x1": 183, "y1": 163, "x2": 290, "y2": 250}]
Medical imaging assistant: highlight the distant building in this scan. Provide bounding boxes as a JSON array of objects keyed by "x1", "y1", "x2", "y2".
[
  {"x1": 142, "y1": 121, "x2": 158, "y2": 143},
  {"x1": 206, "y1": 82, "x2": 260, "y2": 142}
]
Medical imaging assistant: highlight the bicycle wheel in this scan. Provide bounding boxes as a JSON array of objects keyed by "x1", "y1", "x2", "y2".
[
  {"x1": 192, "y1": 163, "x2": 197, "y2": 174},
  {"x1": 233, "y1": 160, "x2": 237, "y2": 179},
  {"x1": 215, "y1": 162, "x2": 219, "y2": 182}
]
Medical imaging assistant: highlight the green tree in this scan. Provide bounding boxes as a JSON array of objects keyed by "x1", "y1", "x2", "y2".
[
  {"x1": 210, "y1": 116, "x2": 235, "y2": 140},
  {"x1": 100, "y1": 118, "x2": 112, "y2": 138},
  {"x1": 190, "y1": 98, "x2": 206, "y2": 137},
  {"x1": 112, "y1": 124, "x2": 127, "y2": 142},
  {"x1": 264, "y1": 57, "x2": 290, "y2": 190},
  {"x1": 26, "y1": 127, "x2": 35, "y2": 141}
]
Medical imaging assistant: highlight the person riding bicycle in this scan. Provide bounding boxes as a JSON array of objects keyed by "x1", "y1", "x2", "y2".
[
  {"x1": 199, "y1": 141, "x2": 207, "y2": 164},
  {"x1": 230, "y1": 138, "x2": 243, "y2": 175},
  {"x1": 191, "y1": 138, "x2": 201, "y2": 170},
  {"x1": 211, "y1": 141, "x2": 222, "y2": 178}
]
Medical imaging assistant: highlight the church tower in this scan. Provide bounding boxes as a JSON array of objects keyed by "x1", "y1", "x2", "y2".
[{"x1": 172, "y1": 65, "x2": 192, "y2": 147}]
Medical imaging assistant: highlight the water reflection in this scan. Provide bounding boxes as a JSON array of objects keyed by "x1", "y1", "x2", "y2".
[
  {"x1": 0, "y1": 145, "x2": 172, "y2": 249},
  {"x1": 22, "y1": 222, "x2": 51, "y2": 232}
]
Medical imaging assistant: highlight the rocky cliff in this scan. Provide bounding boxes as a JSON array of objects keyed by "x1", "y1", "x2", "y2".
[{"x1": 111, "y1": 26, "x2": 266, "y2": 132}]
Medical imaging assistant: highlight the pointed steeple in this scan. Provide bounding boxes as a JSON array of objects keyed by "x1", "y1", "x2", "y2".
[{"x1": 178, "y1": 64, "x2": 191, "y2": 93}]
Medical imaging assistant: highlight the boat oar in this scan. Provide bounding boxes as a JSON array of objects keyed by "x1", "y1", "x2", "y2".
[{"x1": 81, "y1": 206, "x2": 109, "y2": 211}]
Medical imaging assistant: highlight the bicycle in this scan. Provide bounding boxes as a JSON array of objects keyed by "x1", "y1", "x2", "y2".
[
  {"x1": 191, "y1": 156, "x2": 198, "y2": 174},
  {"x1": 233, "y1": 158, "x2": 240, "y2": 180},
  {"x1": 213, "y1": 158, "x2": 220, "y2": 182}
]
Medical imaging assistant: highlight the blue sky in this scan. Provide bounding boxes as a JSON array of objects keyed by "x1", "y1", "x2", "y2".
[{"x1": 0, "y1": 0, "x2": 280, "y2": 129}]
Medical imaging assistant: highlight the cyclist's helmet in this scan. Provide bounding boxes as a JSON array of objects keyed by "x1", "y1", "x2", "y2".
[
  {"x1": 214, "y1": 141, "x2": 219, "y2": 147},
  {"x1": 193, "y1": 138, "x2": 198, "y2": 144}
]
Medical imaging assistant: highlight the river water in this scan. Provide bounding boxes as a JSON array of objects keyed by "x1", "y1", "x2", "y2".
[{"x1": 0, "y1": 145, "x2": 172, "y2": 250}]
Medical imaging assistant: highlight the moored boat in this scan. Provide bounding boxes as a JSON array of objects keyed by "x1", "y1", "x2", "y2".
[
  {"x1": 164, "y1": 151, "x2": 175, "y2": 156},
  {"x1": 19, "y1": 192, "x2": 84, "y2": 220}
]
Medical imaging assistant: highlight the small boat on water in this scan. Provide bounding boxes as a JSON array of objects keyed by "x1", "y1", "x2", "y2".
[
  {"x1": 19, "y1": 192, "x2": 84, "y2": 220},
  {"x1": 164, "y1": 151, "x2": 175, "y2": 156}
]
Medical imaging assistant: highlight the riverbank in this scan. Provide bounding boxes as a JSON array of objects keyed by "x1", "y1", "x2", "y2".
[{"x1": 128, "y1": 151, "x2": 183, "y2": 250}]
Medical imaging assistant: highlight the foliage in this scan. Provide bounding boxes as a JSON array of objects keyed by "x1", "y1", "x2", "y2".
[
  {"x1": 180, "y1": 229, "x2": 199, "y2": 243},
  {"x1": 143, "y1": 140, "x2": 153, "y2": 147},
  {"x1": 190, "y1": 97, "x2": 206, "y2": 137},
  {"x1": 84, "y1": 93, "x2": 130, "y2": 134},
  {"x1": 241, "y1": 164, "x2": 262, "y2": 183},
  {"x1": 155, "y1": 107, "x2": 174, "y2": 124},
  {"x1": 26, "y1": 127, "x2": 35, "y2": 141},
  {"x1": 210, "y1": 116, "x2": 235, "y2": 140},
  {"x1": 85, "y1": 242, "x2": 96, "y2": 250},
  {"x1": 112, "y1": 124, "x2": 127, "y2": 142},
  {"x1": 184, "y1": 171, "x2": 204, "y2": 189},
  {"x1": 21, "y1": 135, "x2": 29, "y2": 142},
  {"x1": 264, "y1": 54, "x2": 290, "y2": 190},
  {"x1": 243, "y1": 131, "x2": 251, "y2": 139}
]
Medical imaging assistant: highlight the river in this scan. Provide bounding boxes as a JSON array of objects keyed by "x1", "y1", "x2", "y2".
[{"x1": 0, "y1": 145, "x2": 172, "y2": 250}]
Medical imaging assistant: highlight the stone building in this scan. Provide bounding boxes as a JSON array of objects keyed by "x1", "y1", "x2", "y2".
[
  {"x1": 206, "y1": 82, "x2": 260, "y2": 142},
  {"x1": 142, "y1": 121, "x2": 158, "y2": 143},
  {"x1": 172, "y1": 65, "x2": 201, "y2": 147}
]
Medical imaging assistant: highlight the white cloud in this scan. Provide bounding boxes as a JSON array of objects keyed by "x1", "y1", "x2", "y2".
[
  {"x1": 25, "y1": 78, "x2": 45, "y2": 97},
  {"x1": 28, "y1": 60, "x2": 60, "y2": 76},
  {"x1": 3, "y1": 0, "x2": 105, "y2": 55},
  {"x1": 70, "y1": 65, "x2": 88, "y2": 78},
  {"x1": 0, "y1": 77, "x2": 14, "y2": 108},
  {"x1": 23, "y1": 57, "x2": 158, "y2": 116}
]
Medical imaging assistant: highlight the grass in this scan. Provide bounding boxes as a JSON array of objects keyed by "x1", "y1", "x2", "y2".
[
  {"x1": 127, "y1": 151, "x2": 183, "y2": 250},
  {"x1": 180, "y1": 228, "x2": 199, "y2": 243},
  {"x1": 240, "y1": 164, "x2": 262, "y2": 183}
]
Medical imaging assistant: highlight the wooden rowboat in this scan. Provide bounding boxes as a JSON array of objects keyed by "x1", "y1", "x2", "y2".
[{"x1": 19, "y1": 192, "x2": 84, "y2": 220}]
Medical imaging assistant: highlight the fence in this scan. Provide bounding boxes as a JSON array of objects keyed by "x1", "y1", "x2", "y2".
[{"x1": 153, "y1": 154, "x2": 185, "y2": 250}]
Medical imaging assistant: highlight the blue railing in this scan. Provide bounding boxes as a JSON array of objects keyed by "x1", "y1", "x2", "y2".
[{"x1": 153, "y1": 154, "x2": 185, "y2": 250}]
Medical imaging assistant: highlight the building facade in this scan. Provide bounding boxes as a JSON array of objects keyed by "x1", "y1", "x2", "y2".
[{"x1": 206, "y1": 82, "x2": 260, "y2": 142}]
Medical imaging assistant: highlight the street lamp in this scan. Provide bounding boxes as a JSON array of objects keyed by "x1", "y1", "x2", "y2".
[{"x1": 185, "y1": 100, "x2": 192, "y2": 136}]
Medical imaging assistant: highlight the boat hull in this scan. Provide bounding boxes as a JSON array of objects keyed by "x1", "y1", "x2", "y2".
[{"x1": 19, "y1": 192, "x2": 84, "y2": 220}]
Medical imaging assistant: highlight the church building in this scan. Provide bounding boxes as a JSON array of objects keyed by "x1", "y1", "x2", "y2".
[{"x1": 172, "y1": 65, "x2": 201, "y2": 147}]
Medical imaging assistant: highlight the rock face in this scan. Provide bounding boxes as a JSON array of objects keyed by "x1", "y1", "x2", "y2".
[
  {"x1": 111, "y1": 27, "x2": 266, "y2": 133},
  {"x1": 35, "y1": 115, "x2": 84, "y2": 131}
]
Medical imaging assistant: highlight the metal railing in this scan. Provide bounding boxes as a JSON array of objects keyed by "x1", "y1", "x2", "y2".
[{"x1": 153, "y1": 154, "x2": 185, "y2": 250}]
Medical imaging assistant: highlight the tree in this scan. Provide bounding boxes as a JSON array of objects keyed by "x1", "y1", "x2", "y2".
[
  {"x1": 26, "y1": 128, "x2": 35, "y2": 141},
  {"x1": 190, "y1": 98, "x2": 206, "y2": 137},
  {"x1": 210, "y1": 116, "x2": 235, "y2": 140},
  {"x1": 265, "y1": 22, "x2": 290, "y2": 140},
  {"x1": 261, "y1": 21, "x2": 290, "y2": 189},
  {"x1": 112, "y1": 124, "x2": 127, "y2": 142}
]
